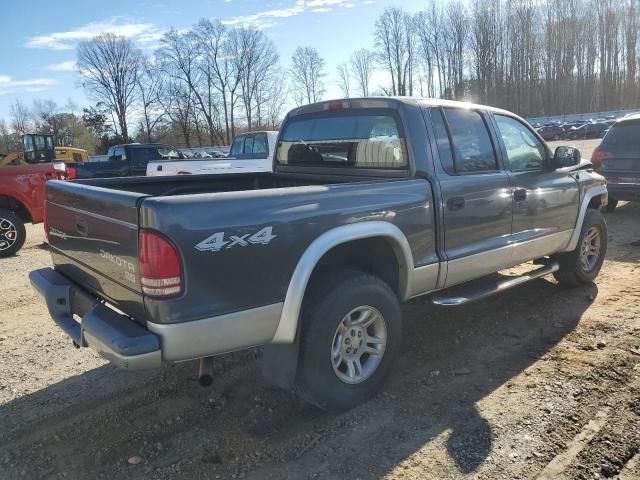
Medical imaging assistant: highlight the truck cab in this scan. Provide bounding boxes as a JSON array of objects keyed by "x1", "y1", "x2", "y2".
[{"x1": 68, "y1": 143, "x2": 183, "y2": 179}]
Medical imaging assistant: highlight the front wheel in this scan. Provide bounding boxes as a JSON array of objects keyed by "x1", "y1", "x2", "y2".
[
  {"x1": 552, "y1": 209, "x2": 607, "y2": 287},
  {"x1": 0, "y1": 208, "x2": 26, "y2": 258},
  {"x1": 295, "y1": 270, "x2": 402, "y2": 412}
]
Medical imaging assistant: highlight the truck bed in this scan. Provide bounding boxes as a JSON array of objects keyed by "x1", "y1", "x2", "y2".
[{"x1": 45, "y1": 172, "x2": 434, "y2": 326}]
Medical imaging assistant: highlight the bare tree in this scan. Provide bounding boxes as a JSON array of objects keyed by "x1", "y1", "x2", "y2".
[
  {"x1": 350, "y1": 48, "x2": 376, "y2": 96},
  {"x1": 229, "y1": 27, "x2": 279, "y2": 129},
  {"x1": 374, "y1": 7, "x2": 414, "y2": 96},
  {"x1": 336, "y1": 62, "x2": 351, "y2": 97},
  {"x1": 77, "y1": 33, "x2": 142, "y2": 140},
  {"x1": 9, "y1": 100, "x2": 30, "y2": 135},
  {"x1": 157, "y1": 28, "x2": 224, "y2": 145},
  {"x1": 137, "y1": 58, "x2": 166, "y2": 143},
  {"x1": 290, "y1": 46, "x2": 326, "y2": 106}
]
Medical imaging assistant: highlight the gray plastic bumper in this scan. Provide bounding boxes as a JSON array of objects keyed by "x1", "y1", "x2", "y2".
[{"x1": 29, "y1": 268, "x2": 161, "y2": 370}]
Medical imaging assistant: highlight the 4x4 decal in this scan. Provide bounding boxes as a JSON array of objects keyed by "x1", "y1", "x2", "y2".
[{"x1": 195, "y1": 227, "x2": 277, "y2": 252}]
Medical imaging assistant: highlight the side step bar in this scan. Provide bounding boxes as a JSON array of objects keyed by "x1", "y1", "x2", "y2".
[{"x1": 430, "y1": 261, "x2": 559, "y2": 306}]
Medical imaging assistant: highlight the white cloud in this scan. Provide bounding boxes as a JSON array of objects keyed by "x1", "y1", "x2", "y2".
[
  {"x1": 43, "y1": 60, "x2": 77, "y2": 72},
  {"x1": 222, "y1": 0, "x2": 352, "y2": 28},
  {"x1": 0, "y1": 76, "x2": 56, "y2": 95},
  {"x1": 26, "y1": 18, "x2": 165, "y2": 50}
]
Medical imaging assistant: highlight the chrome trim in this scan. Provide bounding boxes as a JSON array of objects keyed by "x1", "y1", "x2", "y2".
[
  {"x1": 445, "y1": 230, "x2": 572, "y2": 287},
  {"x1": 560, "y1": 185, "x2": 608, "y2": 252},
  {"x1": 148, "y1": 302, "x2": 283, "y2": 362},
  {"x1": 271, "y1": 222, "x2": 414, "y2": 344},
  {"x1": 431, "y1": 261, "x2": 559, "y2": 306},
  {"x1": 48, "y1": 201, "x2": 138, "y2": 229}
]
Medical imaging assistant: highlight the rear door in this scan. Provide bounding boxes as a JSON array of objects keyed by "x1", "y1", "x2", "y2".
[
  {"x1": 492, "y1": 113, "x2": 579, "y2": 264},
  {"x1": 429, "y1": 107, "x2": 514, "y2": 287}
]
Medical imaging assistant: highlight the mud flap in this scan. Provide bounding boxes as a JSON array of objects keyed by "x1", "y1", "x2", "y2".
[{"x1": 261, "y1": 340, "x2": 301, "y2": 390}]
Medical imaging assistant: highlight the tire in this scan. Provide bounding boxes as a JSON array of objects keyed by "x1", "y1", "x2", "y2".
[
  {"x1": 0, "y1": 208, "x2": 26, "y2": 258},
  {"x1": 552, "y1": 209, "x2": 607, "y2": 287},
  {"x1": 606, "y1": 199, "x2": 618, "y2": 213},
  {"x1": 295, "y1": 270, "x2": 402, "y2": 412}
]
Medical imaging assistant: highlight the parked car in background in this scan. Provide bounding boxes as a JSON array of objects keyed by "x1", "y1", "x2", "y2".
[
  {"x1": 32, "y1": 98, "x2": 608, "y2": 411},
  {"x1": 147, "y1": 131, "x2": 277, "y2": 176},
  {"x1": 537, "y1": 124, "x2": 566, "y2": 141},
  {"x1": 567, "y1": 122, "x2": 610, "y2": 140},
  {"x1": 592, "y1": 114, "x2": 640, "y2": 211},
  {"x1": 67, "y1": 143, "x2": 184, "y2": 179}
]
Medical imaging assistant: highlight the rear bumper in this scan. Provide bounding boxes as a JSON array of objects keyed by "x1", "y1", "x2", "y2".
[
  {"x1": 605, "y1": 183, "x2": 640, "y2": 202},
  {"x1": 29, "y1": 268, "x2": 162, "y2": 370}
]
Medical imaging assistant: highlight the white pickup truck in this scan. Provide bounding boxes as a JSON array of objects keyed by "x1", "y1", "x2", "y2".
[{"x1": 146, "y1": 131, "x2": 278, "y2": 176}]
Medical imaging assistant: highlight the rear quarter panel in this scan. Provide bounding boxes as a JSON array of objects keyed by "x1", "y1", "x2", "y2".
[{"x1": 140, "y1": 179, "x2": 435, "y2": 324}]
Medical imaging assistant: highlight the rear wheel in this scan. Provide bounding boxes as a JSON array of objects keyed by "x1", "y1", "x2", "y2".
[
  {"x1": 0, "y1": 209, "x2": 26, "y2": 258},
  {"x1": 606, "y1": 199, "x2": 618, "y2": 212},
  {"x1": 295, "y1": 270, "x2": 402, "y2": 412},
  {"x1": 552, "y1": 209, "x2": 607, "y2": 287}
]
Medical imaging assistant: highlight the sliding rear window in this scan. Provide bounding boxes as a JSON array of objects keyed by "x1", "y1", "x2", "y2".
[{"x1": 276, "y1": 109, "x2": 408, "y2": 170}]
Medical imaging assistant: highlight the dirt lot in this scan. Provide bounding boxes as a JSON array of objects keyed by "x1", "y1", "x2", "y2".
[{"x1": 1, "y1": 175, "x2": 639, "y2": 480}]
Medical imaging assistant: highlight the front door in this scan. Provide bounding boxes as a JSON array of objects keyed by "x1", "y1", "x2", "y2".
[
  {"x1": 492, "y1": 114, "x2": 579, "y2": 264},
  {"x1": 429, "y1": 107, "x2": 514, "y2": 287}
]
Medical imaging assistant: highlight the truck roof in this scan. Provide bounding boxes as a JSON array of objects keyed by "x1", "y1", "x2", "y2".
[{"x1": 287, "y1": 97, "x2": 516, "y2": 119}]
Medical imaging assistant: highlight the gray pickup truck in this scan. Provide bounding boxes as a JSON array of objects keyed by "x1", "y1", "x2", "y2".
[{"x1": 31, "y1": 98, "x2": 608, "y2": 411}]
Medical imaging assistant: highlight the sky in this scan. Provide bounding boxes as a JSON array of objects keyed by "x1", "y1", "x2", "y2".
[{"x1": 0, "y1": 0, "x2": 424, "y2": 121}]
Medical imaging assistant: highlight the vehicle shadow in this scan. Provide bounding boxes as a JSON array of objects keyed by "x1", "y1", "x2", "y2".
[{"x1": 0, "y1": 276, "x2": 597, "y2": 479}]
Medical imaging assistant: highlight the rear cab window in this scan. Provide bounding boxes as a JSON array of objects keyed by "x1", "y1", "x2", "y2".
[{"x1": 276, "y1": 109, "x2": 408, "y2": 170}]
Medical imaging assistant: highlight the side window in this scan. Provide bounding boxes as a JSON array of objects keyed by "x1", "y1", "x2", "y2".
[
  {"x1": 242, "y1": 135, "x2": 254, "y2": 156},
  {"x1": 494, "y1": 115, "x2": 546, "y2": 171},
  {"x1": 253, "y1": 134, "x2": 268, "y2": 156},
  {"x1": 109, "y1": 147, "x2": 125, "y2": 161},
  {"x1": 443, "y1": 108, "x2": 498, "y2": 173},
  {"x1": 430, "y1": 108, "x2": 455, "y2": 174},
  {"x1": 229, "y1": 137, "x2": 244, "y2": 156}
]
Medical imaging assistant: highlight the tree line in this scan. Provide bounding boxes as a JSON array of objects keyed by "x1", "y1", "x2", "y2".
[{"x1": 3, "y1": 0, "x2": 640, "y2": 155}]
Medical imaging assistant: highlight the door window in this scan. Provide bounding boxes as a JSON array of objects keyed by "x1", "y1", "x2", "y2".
[
  {"x1": 442, "y1": 108, "x2": 498, "y2": 173},
  {"x1": 495, "y1": 115, "x2": 547, "y2": 171},
  {"x1": 253, "y1": 134, "x2": 268, "y2": 155}
]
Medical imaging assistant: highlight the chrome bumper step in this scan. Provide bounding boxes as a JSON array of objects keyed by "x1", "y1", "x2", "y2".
[{"x1": 430, "y1": 261, "x2": 560, "y2": 306}]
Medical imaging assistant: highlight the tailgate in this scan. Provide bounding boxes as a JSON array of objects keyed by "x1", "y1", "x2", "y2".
[{"x1": 45, "y1": 180, "x2": 149, "y2": 320}]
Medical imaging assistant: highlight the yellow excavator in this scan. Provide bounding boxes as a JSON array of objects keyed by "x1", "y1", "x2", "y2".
[{"x1": 0, "y1": 133, "x2": 88, "y2": 167}]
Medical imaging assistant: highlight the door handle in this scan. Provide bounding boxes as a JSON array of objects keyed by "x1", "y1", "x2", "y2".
[
  {"x1": 447, "y1": 197, "x2": 465, "y2": 211},
  {"x1": 514, "y1": 189, "x2": 527, "y2": 201}
]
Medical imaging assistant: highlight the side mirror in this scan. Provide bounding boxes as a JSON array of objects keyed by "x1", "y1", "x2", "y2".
[{"x1": 553, "y1": 146, "x2": 581, "y2": 168}]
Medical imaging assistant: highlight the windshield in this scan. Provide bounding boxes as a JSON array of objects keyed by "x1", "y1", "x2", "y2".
[{"x1": 276, "y1": 110, "x2": 408, "y2": 170}]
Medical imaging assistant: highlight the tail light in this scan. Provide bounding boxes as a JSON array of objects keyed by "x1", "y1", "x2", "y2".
[
  {"x1": 591, "y1": 149, "x2": 612, "y2": 169},
  {"x1": 138, "y1": 230, "x2": 183, "y2": 298},
  {"x1": 66, "y1": 165, "x2": 77, "y2": 179}
]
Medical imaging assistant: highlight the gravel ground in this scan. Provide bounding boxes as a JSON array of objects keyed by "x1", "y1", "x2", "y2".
[{"x1": 1, "y1": 185, "x2": 639, "y2": 479}]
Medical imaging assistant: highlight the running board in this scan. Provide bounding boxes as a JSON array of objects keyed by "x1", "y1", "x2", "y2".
[{"x1": 430, "y1": 261, "x2": 559, "y2": 306}]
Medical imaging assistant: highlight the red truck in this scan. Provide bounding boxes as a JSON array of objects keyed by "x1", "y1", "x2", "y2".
[{"x1": 0, "y1": 135, "x2": 66, "y2": 257}]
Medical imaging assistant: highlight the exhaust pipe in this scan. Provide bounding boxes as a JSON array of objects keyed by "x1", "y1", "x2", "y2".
[{"x1": 197, "y1": 357, "x2": 215, "y2": 387}]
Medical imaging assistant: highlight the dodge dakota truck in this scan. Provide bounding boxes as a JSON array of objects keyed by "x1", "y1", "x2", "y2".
[{"x1": 31, "y1": 98, "x2": 608, "y2": 411}]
